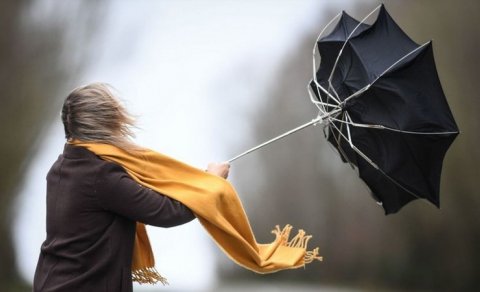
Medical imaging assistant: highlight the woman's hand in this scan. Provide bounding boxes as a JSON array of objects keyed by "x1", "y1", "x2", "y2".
[{"x1": 206, "y1": 162, "x2": 230, "y2": 179}]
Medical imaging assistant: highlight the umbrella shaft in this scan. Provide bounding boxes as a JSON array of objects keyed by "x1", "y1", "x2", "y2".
[{"x1": 227, "y1": 109, "x2": 340, "y2": 163}]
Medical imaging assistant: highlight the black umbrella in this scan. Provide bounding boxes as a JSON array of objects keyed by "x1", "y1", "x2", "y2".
[
  {"x1": 309, "y1": 4, "x2": 459, "y2": 214},
  {"x1": 229, "y1": 4, "x2": 458, "y2": 214}
]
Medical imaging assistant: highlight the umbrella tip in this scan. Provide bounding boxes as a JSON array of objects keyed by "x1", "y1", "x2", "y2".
[{"x1": 376, "y1": 3, "x2": 386, "y2": 13}]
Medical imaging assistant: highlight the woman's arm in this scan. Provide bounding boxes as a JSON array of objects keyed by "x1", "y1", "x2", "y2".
[{"x1": 94, "y1": 162, "x2": 196, "y2": 227}]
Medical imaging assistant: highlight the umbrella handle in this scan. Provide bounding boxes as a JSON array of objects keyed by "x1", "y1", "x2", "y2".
[{"x1": 227, "y1": 109, "x2": 341, "y2": 163}]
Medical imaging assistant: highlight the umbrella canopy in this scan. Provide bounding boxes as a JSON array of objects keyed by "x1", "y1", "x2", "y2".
[
  {"x1": 311, "y1": 10, "x2": 369, "y2": 114},
  {"x1": 310, "y1": 5, "x2": 459, "y2": 214}
]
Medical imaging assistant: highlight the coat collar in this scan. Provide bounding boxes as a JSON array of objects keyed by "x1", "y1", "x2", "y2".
[{"x1": 63, "y1": 143, "x2": 98, "y2": 159}]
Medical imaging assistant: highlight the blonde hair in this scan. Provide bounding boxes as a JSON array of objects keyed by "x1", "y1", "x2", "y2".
[{"x1": 61, "y1": 83, "x2": 139, "y2": 150}]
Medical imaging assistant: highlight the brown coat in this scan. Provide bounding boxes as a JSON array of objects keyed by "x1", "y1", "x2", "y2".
[{"x1": 33, "y1": 144, "x2": 195, "y2": 292}]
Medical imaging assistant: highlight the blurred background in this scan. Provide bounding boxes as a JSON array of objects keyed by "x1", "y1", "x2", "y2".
[{"x1": 1, "y1": 0, "x2": 478, "y2": 291}]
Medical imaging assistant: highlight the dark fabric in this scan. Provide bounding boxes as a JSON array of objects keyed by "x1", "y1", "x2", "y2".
[
  {"x1": 311, "y1": 10, "x2": 370, "y2": 112},
  {"x1": 311, "y1": 5, "x2": 459, "y2": 214},
  {"x1": 33, "y1": 144, "x2": 195, "y2": 292}
]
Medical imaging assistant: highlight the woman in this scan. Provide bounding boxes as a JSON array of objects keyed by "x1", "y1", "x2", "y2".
[{"x1": 33, "y1": 83, "x2": 230, "y2": 291}]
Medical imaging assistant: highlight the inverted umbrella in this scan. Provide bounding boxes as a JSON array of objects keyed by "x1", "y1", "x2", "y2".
[{"x1": 229, "y1": 4, "x2": 459, "y2": 214}]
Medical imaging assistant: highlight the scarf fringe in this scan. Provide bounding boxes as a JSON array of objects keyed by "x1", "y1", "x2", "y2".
[
  {"x1": 272, "y1": 224, "x2": 323, "y2": 264},
  {"x1": 132, "y1": 267, "x2": 169, "y2": 285}
]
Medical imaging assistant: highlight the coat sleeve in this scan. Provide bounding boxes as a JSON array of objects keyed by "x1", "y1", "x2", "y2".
[{"x1": 94, "y1": 162, "x2": 195, "y2": 227}]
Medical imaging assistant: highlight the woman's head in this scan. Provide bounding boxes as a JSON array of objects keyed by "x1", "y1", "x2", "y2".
[{"x1": 61, "y1": 83, "x2": 137, "y2": 148}]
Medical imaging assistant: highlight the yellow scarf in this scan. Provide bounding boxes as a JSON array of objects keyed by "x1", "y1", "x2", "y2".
[{"x1": 70, "y1": 141, "x2": 322, "y2": 284}]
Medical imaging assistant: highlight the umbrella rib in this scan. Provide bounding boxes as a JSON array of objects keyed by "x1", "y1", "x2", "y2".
[
  {"x1": 327, "y1": 82, "x2": 342, "y2": 102},
  {"x1": 334, "y1": 113, "x2": 356, "y2": 168},
  {"x1": 312, "y1": 11, "x2": 343, "y2": 83},
  {"x1": 310, "y1": 80, "x2": 342, "y2": 107},
  {"x1": 327, "y1": 4, "x2": 383, "y2": 88},
  {"x1": 330, "y1": 117, "x2": 425, "y2": 203},
  {"x1": 343, "y1": 117, "x2": 379, "y2": 170},
  {"x1": 371, "y1": 41, "x2": 431, "y2": 85},
  {"x1": 342, "y1": 41, "x2": 431, "y2": 106},
  {"x1": 312, "y1": 79, "x2": 342, "y2": 105},
  {"x1": 329, "y1": 115, "x2": 458, "y2": 135},
  {"x1": 332, "y1": 114, "x2": 346, "y2": 155},
  {"x1": 307, "y1": 86, "x2": 326, "y2": 113},
  {"x1": 329, "y1": 116, "x2": 379, "y2": 170},
  {"x1": 307, "y1": 83, "x2": 342, "y2": 117},
  {"x1": 348, "y1": 113, "x2": 435, "y2": 204},
  {"x1": 311, "y1": 11, "x2": 344, "y2": 111}
]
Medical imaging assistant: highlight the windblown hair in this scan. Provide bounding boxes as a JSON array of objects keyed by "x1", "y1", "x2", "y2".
[{"x1": 61, "y1": 83, "x2": 138, "y2": 150}]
